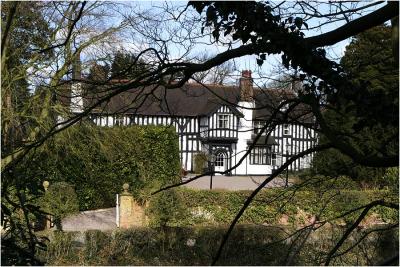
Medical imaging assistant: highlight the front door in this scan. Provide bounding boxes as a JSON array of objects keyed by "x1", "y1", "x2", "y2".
[{"x1": 214, "y1": 151, "x2": 226, "y2": 175}]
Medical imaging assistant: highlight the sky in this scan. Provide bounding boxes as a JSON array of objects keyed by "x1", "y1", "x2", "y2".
[
  {"x1": 69, "y1": 1, "x2": 385, "y2": 87},
  {"x1": 113, "y1": 1, "x2": 385, "y2": 86}
]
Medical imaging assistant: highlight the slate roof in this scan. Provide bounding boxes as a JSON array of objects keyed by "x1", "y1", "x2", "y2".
[{"x1": 59, "y1": 80, "x2": 314, "y2": 123}]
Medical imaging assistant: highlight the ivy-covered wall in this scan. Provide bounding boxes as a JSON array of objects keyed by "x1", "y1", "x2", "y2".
[{"x1": 22, "y1": 123, "x2": 180, "y2": 210}]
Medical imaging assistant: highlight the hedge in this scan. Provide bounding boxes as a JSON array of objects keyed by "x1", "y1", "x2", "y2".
[
  {"x1": 20, "y1": 123, "x2": 180, "y2": 210},
  {"x1": 148, "y1": 179, "x2": 398, "y2": 227},
  {"x1": 39, "y1": 225, "x2": 398, "y2": 266}
]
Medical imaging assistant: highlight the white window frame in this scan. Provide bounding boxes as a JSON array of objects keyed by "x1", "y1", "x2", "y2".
[
  {"x1": 218, "y1": 114, "x2": 229, "y2": 129},
  {"x1": 215, "y1": 153, "x2": 225, "y2": 167},
  {"x1": 283, "y1": 124, "x2": 290, "y2": 135},
  {"x1": 271, "y1": 153, "x2": 277, "y2": 166},
  {"x1": 250, "y1": 146, "x2": 271, "y2": 165},
  {"x1": 253, "y1": 120, "x2": 264, "y2": 134}
]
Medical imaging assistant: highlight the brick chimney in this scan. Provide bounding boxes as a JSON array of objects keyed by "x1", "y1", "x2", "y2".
[
  {"x1": 239, "y1": 70, "x2": 253, "y2": 102},
  {"x1": 72, "y1": 51, "x2": 81, "y2": 80},
  {"x1": 71, "y1": 51, "x2": 83, "y2": 113}
]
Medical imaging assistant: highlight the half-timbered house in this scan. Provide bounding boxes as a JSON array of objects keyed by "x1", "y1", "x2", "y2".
[{"x1": 64, "y1": 68, "x2": 317, "y2": 175}]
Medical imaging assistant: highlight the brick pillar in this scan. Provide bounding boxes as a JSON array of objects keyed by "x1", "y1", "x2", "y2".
[{"x1": 119, "y1": 183, "x2": 147, "y2": 228}]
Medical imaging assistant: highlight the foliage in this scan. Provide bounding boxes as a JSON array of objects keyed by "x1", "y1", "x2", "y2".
[
  {"x1": 190, "y1": 2, "x2": 398, "y2": 169},
  {"x1": 170, "y1": 184, "x2": 398, "y2": 226},
  {"x1": 87, "y1": 62, "x2": 110, "y2": 82},
  {"x1": 41, "y1": 182, "x2": 79, "y2": 229},
  {"x1": 110, "y1": 51, "x2": 147, "y2": 79},
  {"x1": 147, "y1": 189, "x2": 189, "y2": 227},
  {"x1": 311, "y1": 25, "x2": 398, "y2": 188},
  {"x1": 39, "y1": 225, "x2": 398, "y2": 266},
  {"x1": 1, "y1": 2, "x2": 52, "y2": 155},
  {"x1": 18, "y1": 123, "x2": 180, "y2": 210},
  {"x1": 310, "y1": 147, "x2": 387, "y2": 188},
  {"x1": 194, "y1": 152, "x2": 208, "y2": 174},
  {"x1": 382, "y1": 167, "x2": 399, "y2": 191},
  {"x1": 340, "y1": 25, "x2": 398, "y2": 128}
]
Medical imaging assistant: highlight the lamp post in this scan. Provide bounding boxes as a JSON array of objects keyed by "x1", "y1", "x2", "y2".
[{"x1": 209, "y1": 154, "x2": 216, "y2": 190}]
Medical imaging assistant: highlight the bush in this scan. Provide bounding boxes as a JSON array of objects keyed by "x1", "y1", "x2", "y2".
[
  {"x1": 147, "y1": 189, "x2": 189, "y2": 227},
  {"x1": 18, "y1": 124, "x2": 180, "y2": 210},
  {"x1": 174, "y1": 187, "x2": 397, "y2": 226},
  {"x1": 42, "y1": 182, "x2": 79, "y2": 229},
  {"x1": 39, "y1": 225, "x2": 398, "y2": 266},
  {"x1": 310, "y1": 147, "x2": 387, "y2": 188},
  {"x1": 382, "y1": 167, "x2": 399, "y2": 191},
  {"x1": 194, "y1": 152, "x2": 208, "y2": 174}
]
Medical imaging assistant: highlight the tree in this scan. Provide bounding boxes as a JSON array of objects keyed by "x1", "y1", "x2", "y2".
[
  {"x1": 1, "y1": 1, "x2": 52, "y2": 155},
  {"x1": 311, "y1": 25, "x2": 398, "y2": 188},
  {"x1": 110, "y1": 50, "x2": 147, "y2": 80},
  {"x1": 87, "y1": 62, "x2": 110, "y2": 82},
  {"x1": 191, "y1": 52, "x2": 236, "y2": 84},
  {"x1": 1, "y1": 1, "x2": 398, "y2": 265},
  {"x1": 1, "y1": 2, "x2": 127, "y2": 264},
  {"x1": 184, "y1": 2, "x2": 399, "y2": 264}
]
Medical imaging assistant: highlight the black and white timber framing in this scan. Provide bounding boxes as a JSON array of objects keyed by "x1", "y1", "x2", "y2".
[{"x1": 68, "y1": 70, "x2": 317, "y2": 175}]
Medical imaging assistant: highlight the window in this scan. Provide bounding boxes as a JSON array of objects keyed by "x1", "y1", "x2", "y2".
[
  {"x1": 253, "y1": 121, "x2": 263, "y2": 134},
  {"x1": 115, "y1": 116, "x2": 124, "y2": 126},
  {"x1": 250, "y1": 146, "x2": 271, "y2": 165},
  {"x1": 271, "y1": 153, "x2": 277, "y2": 166},
  {"x1": 218, "y1": 114, "x2": 229, "y2": 128},
  {"x1": 283, "y1": 124, "x2": 290, "y2": 135},
  {"x1": 215, "y1": 152, "x2": 225, "y2": 167}
]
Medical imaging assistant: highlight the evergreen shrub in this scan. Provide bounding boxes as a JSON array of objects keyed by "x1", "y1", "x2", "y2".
[
  {"x1": 173, "y1": 186, "x2": 398, "y2": 226},
  {"x1": 194, "y1": 152, "x2": 208, "y2": 174},
  {"x1": 42, "y1": 182, "x2": 79, "y2": 229},
  {"x1": 147, "y1": 188, "x2": 189, "y2": 227},
  {"x1": 21, "y1": 123, "x2": 180, "y2": 210}
]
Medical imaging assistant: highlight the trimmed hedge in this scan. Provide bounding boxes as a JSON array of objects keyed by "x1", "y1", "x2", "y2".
[
  {"x1": 148, "y1": 179, "x2": 398, "y2": 227},
  {"x1": 22, "y1": 123, "x2": 180, "y2": 210}
]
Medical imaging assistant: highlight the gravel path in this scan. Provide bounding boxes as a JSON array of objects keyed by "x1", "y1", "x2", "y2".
[
  {"x1": 61, "y1": 208, "x2": 117, "y2": 232},
  {"x1": 182, "y1": 175, "x2": 293, "y2": 190}
]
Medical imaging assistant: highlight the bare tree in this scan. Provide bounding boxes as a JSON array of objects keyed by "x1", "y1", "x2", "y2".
[
  {"x1": 1, "y1": 1, "x2": 398, "y2": 265},
  {"x1": 191, "y1": 52, "x2": 236, "y2": 84}
]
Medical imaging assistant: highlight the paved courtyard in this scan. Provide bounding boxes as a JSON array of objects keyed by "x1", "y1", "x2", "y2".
[{"x1": 182, "y1": 175, "x2": 292, "y2": 190}]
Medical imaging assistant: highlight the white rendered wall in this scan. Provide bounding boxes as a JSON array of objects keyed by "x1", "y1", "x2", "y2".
[
  {"x1": 70, "y1": 83, "x2": 83, "y2": 113},
  {"x1": 233, "y1": 101, "x2": 273, "y2": 175}
]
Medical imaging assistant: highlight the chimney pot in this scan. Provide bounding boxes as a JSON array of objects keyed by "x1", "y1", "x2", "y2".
[{"x1": 241, "y1": 70, "x2": 252, "y2": 78}]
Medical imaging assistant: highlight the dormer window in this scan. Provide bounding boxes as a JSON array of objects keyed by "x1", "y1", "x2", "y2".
[
  {"x1": 218, "y1": 114, "x2": 229, "y2": 128},
  {"x1": 283, "y1": 124, "x2": 290, "y2": 135}
]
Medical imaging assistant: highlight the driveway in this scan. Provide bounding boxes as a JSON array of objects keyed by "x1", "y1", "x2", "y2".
[
  {"x1": 59, "y1": 176, "x2": 291, "y2": 232},
  {"x1": 61, "y1": 208, "x2": 117, "y2": 232},
  {"x1": 182, "y1": 175, "x2": 292, "y2": 191}
]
